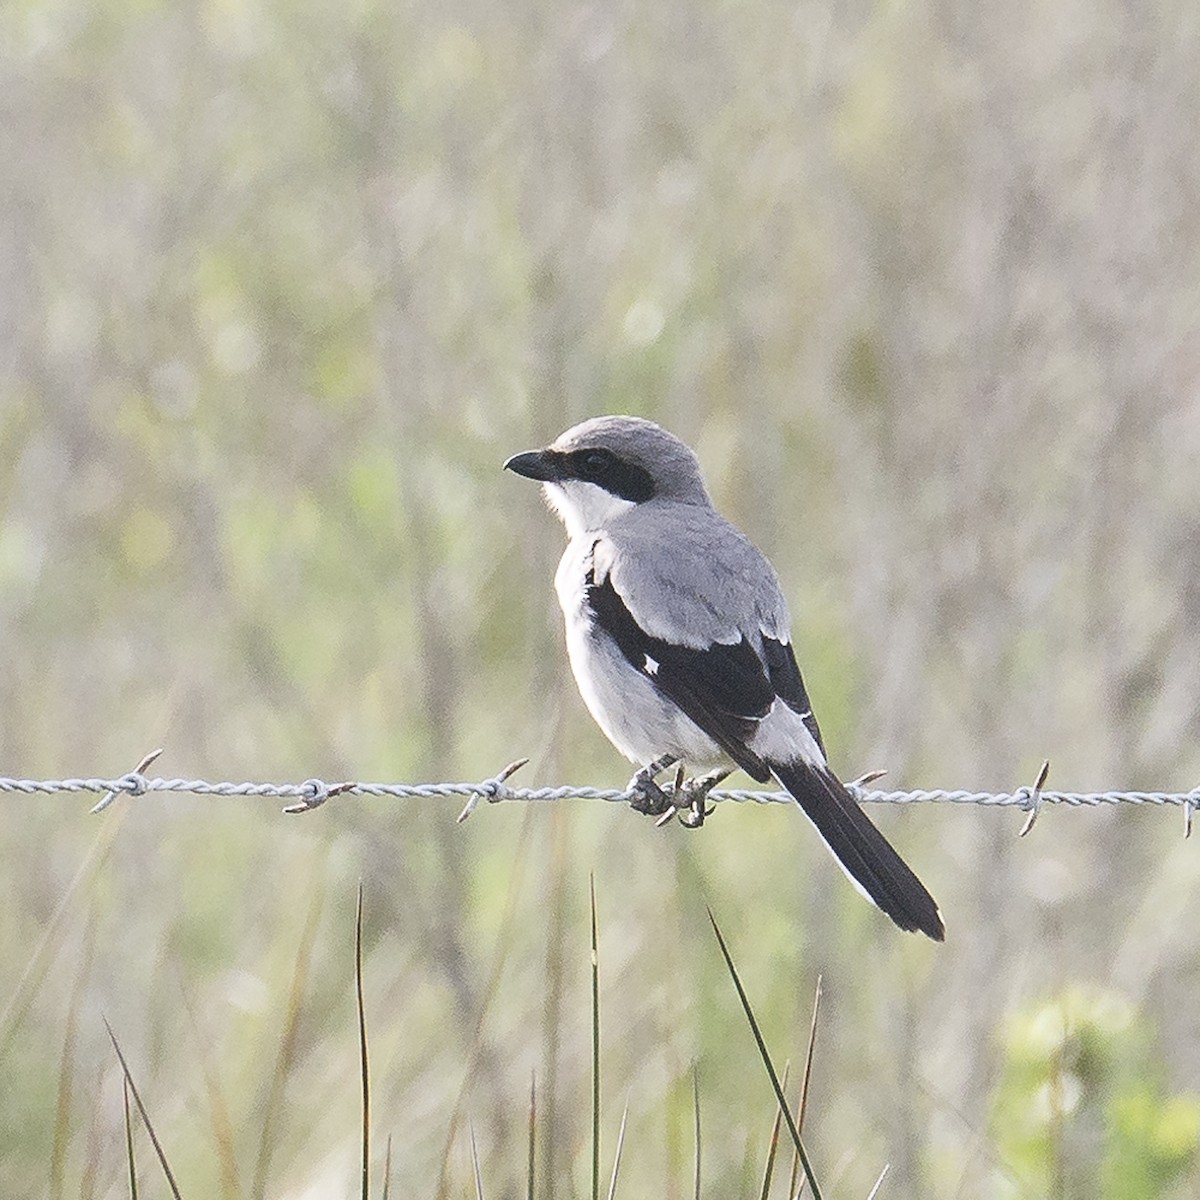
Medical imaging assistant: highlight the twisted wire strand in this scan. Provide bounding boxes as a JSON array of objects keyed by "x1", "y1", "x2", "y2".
[{"x1": 0, "y1": 770, "x2": 1196, "y2": 816}]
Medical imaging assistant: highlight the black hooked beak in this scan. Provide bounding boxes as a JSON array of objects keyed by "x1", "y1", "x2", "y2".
[{"x1": 503, "y1": 449, "x2": 561, "y2": 482}]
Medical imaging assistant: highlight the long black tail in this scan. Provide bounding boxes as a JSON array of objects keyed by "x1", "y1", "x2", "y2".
[{"x1": 773, "y1": 758, "x2": 945, "y2": 941}]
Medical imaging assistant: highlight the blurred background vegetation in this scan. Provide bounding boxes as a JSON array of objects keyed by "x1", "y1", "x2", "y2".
[{"x1": 2, "y1": 0, "x2": 1199, "y2": 1195}]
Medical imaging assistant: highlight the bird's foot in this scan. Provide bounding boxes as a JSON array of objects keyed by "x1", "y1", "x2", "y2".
[
  {"x1": 627, "y1": 754, "x2": 678, "y2": 817},
  {"x1": 669, "y1": 768, "x2": 731, "y2": 829}
]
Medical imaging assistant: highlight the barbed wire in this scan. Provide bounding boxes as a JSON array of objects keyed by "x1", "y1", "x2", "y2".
[{"x1": 0, "y1": 749, "x2": 1195, "y2": 837}]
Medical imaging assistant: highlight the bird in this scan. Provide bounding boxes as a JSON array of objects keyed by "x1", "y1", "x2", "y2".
[{"x1": 504, "y1": 415, "x2": 944, "y2": 940}]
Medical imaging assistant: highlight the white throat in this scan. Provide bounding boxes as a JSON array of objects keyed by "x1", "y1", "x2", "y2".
[{"x1": 544, "y1": 480, "x2": 636, "y2": 539}]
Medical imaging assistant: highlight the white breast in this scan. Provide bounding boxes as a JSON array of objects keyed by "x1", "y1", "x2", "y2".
[
  {"x1": 544, "y1": 480, "x2": 635, "y2": 540},
  {"x1": 554, "y1": 539, "x2": 727, "y2": 769}
]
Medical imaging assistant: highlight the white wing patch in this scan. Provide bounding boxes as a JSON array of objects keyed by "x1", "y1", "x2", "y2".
[
  {"x1": 643, "y1": 653, "x2": 659, "y2": 675},
  {"x1": 750, "y1": 700, "x2": 828, "y2": 768}
]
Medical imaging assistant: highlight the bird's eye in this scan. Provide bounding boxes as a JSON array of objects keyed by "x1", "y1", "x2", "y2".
[{"x1": 578, "y1": 450, "x2": 612, "y2": 477}]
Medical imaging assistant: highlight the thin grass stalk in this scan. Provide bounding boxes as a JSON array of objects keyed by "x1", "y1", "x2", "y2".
[
  {"x1": 177, "y1": 978, "x2": 241, "y2": 1200},
  {"x1": 866, "y1": 1163, "x2": 890, "y2": 1199},
  {"x1": 0, "y1": 822, "x2": 116, "y2": 1059},
  {"x1": 357, "y1": 883, "x2": 370, "y2": 1200},
  {"x1": 470, "y1": 1122, "x2": 485, "y2": 1200},
  {"x1": 527, "y1": 1071, "x2": 536, "y2": 1200},
  {"x1": 797, "y1": 976, "x2": 822, "y2": 1130},
  {"x1": 80, "y1": 1067, "x2": 104, "y2": 1200},
  {"x1": 51, "y1": 909, "x2": 96, "y2": 1200},
  {"x1": 435, "y1": 808, "x2": 536, "y2": 1198},
  {"x1": 757, "y1": 1061, "x2": 791, "y2": 1200},
  {"x1": 665, "y1": 1077, "x2": 683, "y2": 1199},
  {"x1": 250, "y1": 882, "x2": 324, "y2": 1200},
  {"x1": 590, "y1": 873, "x2": 600, "y2": 1200},
  {"x1": 104, "y1": 1019, "x2": 183, "y2": 1200},
  {"x1": 789, "y1": 975, "x2": 822, "y2": 1199},
  {"x1": 539, "y1": 807, "x2": 570, "y2": 1188},
  {"x1": 606, "y1": 1100, "x2": 629, "y2": 1200},
  {"x1": 741, "y1": 1134, "x2": 757, "y2": 1194},
  {"x1": 692, "y1": 1067, "x2": 701, "y2": 1200},
  {"x1": 706, "y1": 911, "x2": 822, "y2": 1200},
  {"x1": 123, "y1": 1077, "x2": 138, "y2": 1200},
  {"x1": 381, "y1": 1135, "x2": 393, "y2": 1200}
]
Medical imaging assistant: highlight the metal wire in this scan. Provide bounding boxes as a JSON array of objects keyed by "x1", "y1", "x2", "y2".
[{"x1": 0, "y1": 752, "x2": 1195, "y2": 835}]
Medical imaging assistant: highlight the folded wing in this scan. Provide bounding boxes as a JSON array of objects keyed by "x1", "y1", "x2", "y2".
[{"x1": 586, "y1": 540, "x2": 945, "y2": 941}]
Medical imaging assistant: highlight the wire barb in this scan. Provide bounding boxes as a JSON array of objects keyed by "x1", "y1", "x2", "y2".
[
  {"x1": 282, "y1": 779, "x2": 359, "y2": 814},
  {"x1": 1018, "y1": 760, "x2": 1051, "y2": 838},
  {"x1": 848, "y1": 768, "x2": 888, "y2": 788},
  {"x1": 89, "y1": 748, "x2": 165, "y2": 814},
  {"x1": 455, "y1": 759, "x2": 531, "y2": 823}
]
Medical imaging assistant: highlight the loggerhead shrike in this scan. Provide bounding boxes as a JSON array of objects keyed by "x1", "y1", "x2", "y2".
[{"x1": 505, "y1": 416, "x2": 944, "y2": 940}]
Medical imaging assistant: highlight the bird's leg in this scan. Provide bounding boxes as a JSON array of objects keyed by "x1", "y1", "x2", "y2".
[
  {"x1": 627, "y1": 753, "x2": 678, "y2": 816},
  {"x1": 676, "y1": 768, "x2": 731, "y2": 829}
]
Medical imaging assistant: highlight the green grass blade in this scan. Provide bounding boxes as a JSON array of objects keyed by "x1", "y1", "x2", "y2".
[
  {"x1": 789, "y1": 975, "x2": 822, "y2": 1199},
  {"x1": 1, "y1": 823, "x2": 116, "y2": 1061},
  {"x1": 357, "y1": 882, "x2": 370, "y2": 1200},
  {"x1": 435, "y1": 808, "x2": 536, "y2": 1198},
  {"x1": 123, "y1": 1077, "x2": 138, "y2": 1200},
  {"x1": 692, "y1": 1066, "x2": 701, "y2": 1200},
  {"x1": 866, "y1": 1163, "x2": 890, "y2": 1199},
  {"x1": 538, "y1": 808, "x2": 571, "y2": 1187},
  {"x1": 605, "y1": 1098, "x2": 629, "y2": 1200},
  {"x1": 591, "y1": 873, "x2": 600, "y2": 1200},
  {"x1": 527, "y1": 1071, "x2": 536, "y2": 1200},
  {"x1": 250, "y1": 882, "x2": 324, "y2": 1200},
  {"x1": 381, "y1": 1134, "x2": 392, "y2": 1200},
  {"x1": 81, "y1": 1067, "x2": 104, "y2": 1200},
  {"x1": 706, "y1": 909, "x2": 822, "y2": 1200},
  {"x1": 104, "y1": 1018, "x2": 183, "y2": 1200},
  {"x1": 757, "y1": 1061, "x2": 791, "y2": 1200},
  {"x1": 177, "y1": 978, "x2": 241, "y2": 1200},
  {"x1": 52, "y1": 908, "x2": 96, "y2": 1200},
  {"x1": 470, "y1": 1122, "x2": 485, "y2": 1200}
]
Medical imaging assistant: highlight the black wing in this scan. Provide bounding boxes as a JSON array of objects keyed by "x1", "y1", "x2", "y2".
[
  {"x1": 586, "y1": 555, "x2": 944, "y2": 938},
  {"x1": 585, "y1": 567, "x2": 776, "y2": 781},
  {"x1": 761, "y1": 635, "x2": 828, "y2": 759}
]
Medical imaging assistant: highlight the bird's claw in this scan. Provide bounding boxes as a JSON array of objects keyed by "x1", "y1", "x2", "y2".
[
  {"x1": 629, "y1": 775, "x2": 672, "y2": 816},
  {"x1": 676, "y1": 768, "x2": 729, "y2": 829},
  {"x1": 627, "y1": 755, "x2": 678, "y2": 817},
  {"x1": 649, "y1": 766, "x2": 727, "y2": 829},
  {"x1": 629, "y1": 759, "x2": 727, "y2": 827},
  {"x1": 677, "y1": 798, "x2": 716, "y2": 829}
]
